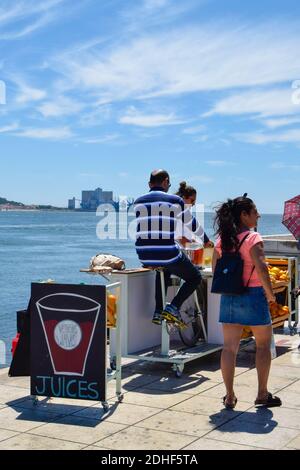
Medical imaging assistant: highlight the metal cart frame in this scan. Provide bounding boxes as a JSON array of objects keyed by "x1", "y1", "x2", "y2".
[
  {"x1": 84, "y1": 268, "x2": 223, "y2": 378},
  {"x1": 266, "y1": 256, "x2": 299, "y2": 334}
]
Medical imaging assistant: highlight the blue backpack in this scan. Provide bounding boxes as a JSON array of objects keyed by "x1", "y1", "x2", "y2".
[{"x1": 211, "y1": 233, "x2": 254, "y2": 296}]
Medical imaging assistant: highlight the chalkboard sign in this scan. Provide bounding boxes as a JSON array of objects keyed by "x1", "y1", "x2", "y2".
[{"x1": 30, "y1": 283, "x2": 107, "y2": 402}]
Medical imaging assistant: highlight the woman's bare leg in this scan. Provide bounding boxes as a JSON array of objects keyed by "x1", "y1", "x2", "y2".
[
  {"x1": 221, "y1": 324, "x2": 244, "y2": 404},
  {"x1": 251, "y1": 325, "x2": 272, "y2": 400}
]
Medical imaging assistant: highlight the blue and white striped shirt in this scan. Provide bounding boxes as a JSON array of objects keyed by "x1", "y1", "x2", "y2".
[{"x1": 134, "y1": 187, "x2": 208, "y2": 267}]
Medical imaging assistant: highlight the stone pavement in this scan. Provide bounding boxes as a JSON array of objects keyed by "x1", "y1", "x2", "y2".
[{"x1": 0, "y1": 332, "x2": 299, "y2": 451}]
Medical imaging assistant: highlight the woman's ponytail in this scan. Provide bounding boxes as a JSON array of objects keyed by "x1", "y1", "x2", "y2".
[{"x1": 214, "y1": 196, "x2": 255, "y2": 252}]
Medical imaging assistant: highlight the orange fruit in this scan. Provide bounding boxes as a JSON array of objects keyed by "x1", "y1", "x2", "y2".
[{"x1": 281, "y1": 306, "x2": 290, "y2": 315}]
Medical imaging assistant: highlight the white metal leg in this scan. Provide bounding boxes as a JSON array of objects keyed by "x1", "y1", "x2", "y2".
[
  {"x1": 160, "y1": 270, "x2": 170, "y2": 356},
  {"x1": 270, "y1": 330, "x2": 277, "y2": 359},
  {"x1": 193, "y1": 290, "x2": 208, "y2": 342},
  {"x1": 106, "y1": 281, "x2": 123, "y2": 405}
]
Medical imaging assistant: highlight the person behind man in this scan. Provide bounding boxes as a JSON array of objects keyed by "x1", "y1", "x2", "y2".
[
  {"x1": 176, "y1": 181, "x2": 214, "y2": 248},
  {"x1": 134, "y1": 170, "x2": 208, "y2": 327}
]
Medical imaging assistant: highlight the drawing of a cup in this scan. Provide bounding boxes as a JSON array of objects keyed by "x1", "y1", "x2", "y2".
[{"x1": 36, "y1": 293, "x2": 101, "y2": 376}]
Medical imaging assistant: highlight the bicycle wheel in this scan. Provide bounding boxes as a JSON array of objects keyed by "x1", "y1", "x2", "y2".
[
  {"x1": 179, "y1": 306, "x2": 203, "y2": 347},
  {"x1": 179, "y1": 279, "x2": 207, "y2": 347}
]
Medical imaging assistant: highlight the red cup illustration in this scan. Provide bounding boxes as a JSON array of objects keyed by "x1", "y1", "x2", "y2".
[{"x1": 36, "y1": 293, "x2": 101, "y2": 376}]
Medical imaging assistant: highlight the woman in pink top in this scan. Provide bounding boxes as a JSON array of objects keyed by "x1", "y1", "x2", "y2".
[{"x1": 212, "y1": 196, "x2": 282, "y2": 409}]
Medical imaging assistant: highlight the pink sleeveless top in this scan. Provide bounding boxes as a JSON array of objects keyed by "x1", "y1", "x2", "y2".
[{"x1": 215, "y1": 231, "x2": 263, "y2": 288}]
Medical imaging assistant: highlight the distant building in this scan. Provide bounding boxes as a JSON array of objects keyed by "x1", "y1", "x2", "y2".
[
  {"x1": 81, "y1": 187, "x2": 114, "y2": 210},
  {"x1": 68, "y1": 197, "x2": 76, "y2": 210}
]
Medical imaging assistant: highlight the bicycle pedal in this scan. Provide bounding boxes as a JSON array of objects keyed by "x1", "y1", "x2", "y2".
[{"x1": 162, "y1": 312, "x2": 187, "y2": 329}]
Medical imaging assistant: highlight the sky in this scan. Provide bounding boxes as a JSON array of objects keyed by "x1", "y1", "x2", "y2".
[{"x1": 1, "y1": 0, "x2": 300, "y2": 213}]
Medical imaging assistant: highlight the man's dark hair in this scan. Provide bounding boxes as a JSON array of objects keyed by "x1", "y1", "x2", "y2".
[{"x1": 149, "y1": 169, "x2": 170, "y2": 186}]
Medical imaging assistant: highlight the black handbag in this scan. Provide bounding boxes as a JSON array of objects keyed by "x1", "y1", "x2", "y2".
[{"x1": 211, "y1": 233, "x2": 254, "y2": 295}]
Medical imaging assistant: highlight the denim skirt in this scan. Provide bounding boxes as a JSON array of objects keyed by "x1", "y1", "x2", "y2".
[{"x1": 219, "y1": 287, "x2": 271, "y2": 326}]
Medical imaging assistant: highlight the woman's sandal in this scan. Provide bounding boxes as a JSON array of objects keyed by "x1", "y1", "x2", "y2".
[
  {"x1": 223, "y1": 395, "x2": 238, "y2": 410},
  {"x1": 255, "y1": 392, "x2": 282, "y2": 408}
]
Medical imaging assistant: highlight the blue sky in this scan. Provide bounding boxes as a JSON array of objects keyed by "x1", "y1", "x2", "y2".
[{"x1": 1, "y1": 0, "x2": 300, "y2": 213}]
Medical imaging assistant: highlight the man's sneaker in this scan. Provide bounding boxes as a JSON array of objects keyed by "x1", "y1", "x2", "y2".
[
  {"x1": 161, "y1": 304, "x2": 186, "y2": 329},
  {"x1": 152, "y1": 311, "x2": 163, "y2": 326}
]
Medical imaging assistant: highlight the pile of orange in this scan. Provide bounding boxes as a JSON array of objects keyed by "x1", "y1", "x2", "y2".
[
  {"x1": 269, "y1": 302, "x2": 290, "y2": 319},
  {"x1": 107, "y1": 293, "x2": 117, "y2": 327},
  {"x1": 268, "y1": 266, "x2": 290, "y2": 284},
  {"x1": 241, "y1": 326, "x2": 253, "y2": 339}
]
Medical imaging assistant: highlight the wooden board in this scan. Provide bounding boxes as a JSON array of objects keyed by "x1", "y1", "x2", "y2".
[
  {"x1": 272, "y1": 313, "x2": 289, "y2": 329},
  {"x1": 80, "y1": 267, "x2": 151, "y2": 275}
]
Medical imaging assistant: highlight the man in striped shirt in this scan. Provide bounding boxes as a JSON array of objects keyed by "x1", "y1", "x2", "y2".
[{"x1": 135, "y1": 169, "x2": 211, "y2": 327}]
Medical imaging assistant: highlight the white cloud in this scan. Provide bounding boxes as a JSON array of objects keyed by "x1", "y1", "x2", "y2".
[
  {"x1": 0, "y1": 122, "x2": 19, "y2": 133},
  {"x1": 37, "y1": 96, "x2": 83, "y2": 117},
  {"x1": 119, "y1": 108, "x2": 186, "y2": 127},
  {"x1": 51, "y1": 21, "x2": 300, "y2": 104},
  {"x1": 79, "y1": 106, "x2": 112, "y2": 127},
  {"x1": 193, "y1": 134, "x2": 209, "y2": 143},
  {"x1": 205, "y1": 88, "x2": 300, "y2": 118},
  {"x1": 143, "y1": 0, "x2": 170, "y2": 10},
  {"x1": 80, "y1": 134, "x2": 119, "y2": 144},
  {"x1": 183, "y1": 124, "x2": 206, "y2": 134},
  {"x1": 205, "y1": 160, "x2": 234, "y2": 167},
  {"x1": 262, "y1": 117, "x2": 300, "y2": 129},
  {"x1": 270, "y1": 162, "x2": 300, "y2": 171},
  {"x1": 188, "y1": 175, "x2": 214, "y2": 184},
  {"x1": 15, "y1": 126, "x2": 73, "y2": 140},
  {"x1": 122, "y1": 0, "x2": 195, "y2": 32},
  {"x1": 15, "y1": 84, "x2": 46, "y2": 104},
  {"x1": 0, "y1": 0, "x2": 66, "y2": 40},
  {"x1": 235, "y1": 128, "x2": 300, "y2": 145}
]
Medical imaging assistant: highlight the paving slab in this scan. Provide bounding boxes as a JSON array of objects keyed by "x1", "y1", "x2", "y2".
[
  {"x1": 184, "y1": 437, "x2": 265, "y2": 451},
  {"x1": 14, "y1": 396, "x2": 96, "y2": 416},
  {"x1": 96, "y1": 425, "x2": 196, "y2": 450},
  {"x1": 123, "y1": 389, "x2": 193, "y2": 409},
  {"x1": 0, "y1": 375, "x2": 30, "y2": 389},
  {"x1": 28, "y1": 415, "x2": 127, "y2": 446},
  {"x1": 286, "y1": 435, "x2": 300, "y2": 450},
  {"x1": 0, "y1": 384, "x2": 31, "y2": 406},
  {"x1": 0, "y1": 434, "x2": 85, "y2": 450},
  {"x1": 171, "y1": 394, "x2": 251, "y2": 419},
  {"x1": 201, "y1": 383, "x2": 256, "y2": 403},
  {"x1": 206, "y1": 420, "x2": 299, "y2": 450},
  {"x1": 268, "y1": 364, "x2": 300, "y2": 380},
  {"x1": 273, "y1": 390, "x2": 300, "y2": 410},
  {"x1": 234, "y1": 373, "x2": 297, "y2": 393},
  {"x1": 141, "y1": 376, "x2": 220, "y2": 396},
  {"x1": 74, "y1": 402, "x2": 161, "y2": 426},
  {"x1": 83, "y1": 446, "x2": 111, "y2": 451},
  {"x1": 0, "y1": 429, "x2": 19, "y2": 443},
  {"x1": 135, "y1": 409, "x2": 221, "y2": 437},
  {"x1": 282, "y1": 380, "x2": 300, "y2": 394},
  {"x1": 226, "y1": 406, "x2": 300, "y2": 431},
  {"x1": 0, "y1": 406, "x2": 62, "y2": 432},
  {"x1": 272, "y1": 352, "x2": 300, "y2": 368}
]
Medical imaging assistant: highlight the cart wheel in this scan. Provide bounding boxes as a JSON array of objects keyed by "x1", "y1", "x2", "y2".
[
  {"x1": 117, "y1": 394, "x2": 124, "y2": 403},
  {"x1": 110, "y1": 358, "x2": 116, "y2": 370},
  {"x1": 173, "y1": 364, "x2": 184, "y2": 378},
  {"x1": 102, "y1": 402, "x2": 109, "y2": 413},
  {"x1": 32, "y1": 396, "x2": 39, "y2": 406}
]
